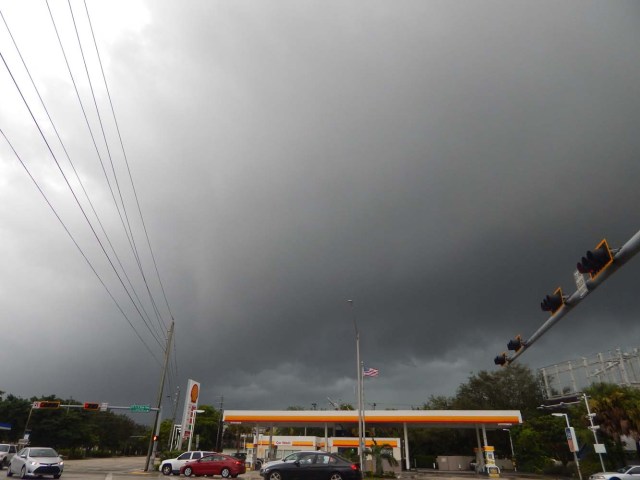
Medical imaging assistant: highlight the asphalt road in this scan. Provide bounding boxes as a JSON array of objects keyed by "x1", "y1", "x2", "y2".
[
  {"x1": 56, "y1": 456, "x2": 261, "y2": 479},
  {"x1": 54, "y1": 456, "x2": 165, "y2": 479},
  {"x1": 43, "y1": 457, "x2": 539, "y2": 480}
]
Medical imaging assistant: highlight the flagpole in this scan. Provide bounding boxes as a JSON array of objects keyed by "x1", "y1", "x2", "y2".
[
  {"x1": 361, "y1": 360, "x2": 366, "y2": 470},
  {"x1": 348, "y1": 300, "x2": 365, "y2": 472}
]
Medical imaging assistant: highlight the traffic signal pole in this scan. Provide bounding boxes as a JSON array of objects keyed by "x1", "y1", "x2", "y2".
[{"x1": 507, "y1": 228, "x2": 640, "y2": 364}]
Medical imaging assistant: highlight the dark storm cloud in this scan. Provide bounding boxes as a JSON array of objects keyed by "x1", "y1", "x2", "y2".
[{"x1": 1, "y1": 0, "x2": 640, "y2": 415}]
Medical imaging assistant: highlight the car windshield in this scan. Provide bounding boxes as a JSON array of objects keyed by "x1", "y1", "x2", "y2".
[
  {"x1": 0, "y1": 446, "x2": 8, "y2": 452},
  {"x1": 30, "y1": 448, "x2": 58, "y2": 458}
]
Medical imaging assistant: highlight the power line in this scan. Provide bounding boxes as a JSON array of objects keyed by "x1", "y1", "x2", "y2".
[
  {"x1": 2, "y1": 3, "x2": 178, "y2": 383},
  {"x1": 0, "y1": 128, "x2": 162, "y2": 367},
  {"x1": 0, "y1": 48, "x2": 165, "y2": 351},
  {"x1": 65, "y1": 0, "x2": 168, "y2": 338},
  {"x1": 0, "y1": 8, "x2": 164, "y2": 345},
  {"x1": 82, "y1": 0, "x2": 174, "y2": 333}
]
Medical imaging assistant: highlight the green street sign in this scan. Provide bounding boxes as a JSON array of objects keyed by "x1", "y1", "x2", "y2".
[{"x1": 130, "y1": 404, "x2": 151, "y2": 413}]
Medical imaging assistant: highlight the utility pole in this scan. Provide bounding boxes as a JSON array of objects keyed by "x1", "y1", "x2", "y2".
[
  {"x1": 145, "y1": 320, "x2": 174, "y2": 471},
  {"x1": 216, "y1": 396, "x2": 225, "y2": 451}
]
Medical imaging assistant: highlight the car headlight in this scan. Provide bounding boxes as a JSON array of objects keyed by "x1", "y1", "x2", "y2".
[
  {"x1": 29, "y1": 461, "x2": 39, "y2": 466},
  {"x1": 59, "y1": 461, "x2": 64, "y2": 466}
]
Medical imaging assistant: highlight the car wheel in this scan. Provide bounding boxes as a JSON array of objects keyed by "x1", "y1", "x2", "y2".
[
  {"x1": 184, "y1": 467, "x2": 193, "y2": 477},
  {"x1": 161, "y1": 464, "x2": 173, "y2": 476},
  {"x1": 268, "y1": 471, "x2": 282, "y2": 480},
  {"x1": 19, "y1": 466, "x2": 26, "y2": 479},
  {"x1": 231, "y1": 475, "x2": 238, "y2": 478},
  {"x1": 329, "y1": 473, "x2": 343, "y2": 480},
  {"x1": 221, "y1": 468, "x2": 231, "y2": 478}
]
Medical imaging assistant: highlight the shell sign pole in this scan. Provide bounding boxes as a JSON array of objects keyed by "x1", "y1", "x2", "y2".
[{"x1": 179, "y1": 380, "x2": 201, "y2": 449}]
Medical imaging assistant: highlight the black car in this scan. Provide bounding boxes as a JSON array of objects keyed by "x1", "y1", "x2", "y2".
[{"x1": 260, "y1": 452, "x2": 361, "y2": 480}]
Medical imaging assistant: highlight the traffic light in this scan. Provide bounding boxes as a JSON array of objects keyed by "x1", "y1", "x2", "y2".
[
  {"x1": 577, "y1": 239, "x2": 614, "y2": 280},
  {"x1": 507, "y1": 335, "x2": 523, "y2": 351},
  {"x1": 494, "y1": 352, "x2": 508, "y2": 366},
  {"x1": 37, "y1": 401, "x2": 60, "y2": 409},
  {"x1": 541, "y1": 287, "x2": 564, "y2": 315},
  {"x1": 83, "y1": 402, "x2": 100, "y2": 411}
]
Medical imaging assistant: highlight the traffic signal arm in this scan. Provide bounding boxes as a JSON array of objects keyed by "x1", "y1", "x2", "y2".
[{"x1": 503, "y1": 228, "x2": 640, "y2": 366}]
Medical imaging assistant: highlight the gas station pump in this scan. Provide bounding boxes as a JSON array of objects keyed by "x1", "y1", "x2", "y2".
[{"x1": 482, "y1": 446, "x2": 500, "y2": 477}]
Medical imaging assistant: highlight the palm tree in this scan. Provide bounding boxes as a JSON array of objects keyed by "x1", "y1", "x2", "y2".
[
  {"x1": 365, "y1": 439, "x2": 398, "y2": 476},
  {"x1": 588, "y1": 383, "x2": 640, "y2": 442}
]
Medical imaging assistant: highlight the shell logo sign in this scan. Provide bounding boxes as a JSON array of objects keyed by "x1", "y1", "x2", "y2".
[
  {"x1": 180, "y1": 379, "x2": 201, "y2": 445},
  {"x1": 190, "y1": 383, "x2": 200, "y2": 403}
]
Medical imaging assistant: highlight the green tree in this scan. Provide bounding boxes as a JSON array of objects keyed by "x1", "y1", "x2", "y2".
[
  {"x1": 515, "y1": 415, "x2": 569, "y2": 473},
  {"x1": 191, "y1": 405, "x2": 221, "y2": 450},
  {"x1": 453, "y1": 364, "x2": 544, "y2": 417},
  {"x1": 0, "y1": 394, "x2": 31, "y2": 442}
]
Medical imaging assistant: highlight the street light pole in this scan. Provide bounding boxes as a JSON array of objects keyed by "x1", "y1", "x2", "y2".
[
  {"x1": 502, "y1": 429, "x2": 516, "y2": 472},
  {"x1": 348, "y1": 300, "x2": 365, "y2": 473},
  {"x1": 552, "y1": 413, "x2": 582, "y2": 480}
]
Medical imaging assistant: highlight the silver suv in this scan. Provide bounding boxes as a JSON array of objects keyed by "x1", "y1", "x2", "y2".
[{"x1": 0, "y1": 444, "x2": 17, "y2": 469}]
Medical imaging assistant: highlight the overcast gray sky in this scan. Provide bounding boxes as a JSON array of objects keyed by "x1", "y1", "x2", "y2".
[{"x1": 1, "y1": 0, "x2": 640, "y2": 419}]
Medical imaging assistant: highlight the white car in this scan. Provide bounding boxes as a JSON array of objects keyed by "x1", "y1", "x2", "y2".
[
  {"x1": 7, "y1": 447, "x2": 63, "y2": 479},
  {"x1": 590, "y1": 466, "x2": 640, "y2": 480},
  {"x1": 0, "y1": 444, "x2": 18, "y2": 468},
  {"x1": 160, "y1": 450, "x2": 215, "y2": 475}
]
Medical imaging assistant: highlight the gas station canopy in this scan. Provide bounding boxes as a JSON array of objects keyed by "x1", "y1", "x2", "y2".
[{"x1": 223, "y1": 409, "x2": 522, "y2": 429}]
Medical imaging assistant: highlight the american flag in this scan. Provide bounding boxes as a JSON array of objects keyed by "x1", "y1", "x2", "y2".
[{"x1": 363, "y1": 367, "x2": 379, "y2": 377}]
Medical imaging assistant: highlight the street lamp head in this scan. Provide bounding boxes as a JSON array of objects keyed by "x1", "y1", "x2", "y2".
[
  {"x1": 552, "y1": 413, "x2": 566, "y2": 417},
  {"x1": 195, "y1": 409, "x2": 205, "y2": 413}
]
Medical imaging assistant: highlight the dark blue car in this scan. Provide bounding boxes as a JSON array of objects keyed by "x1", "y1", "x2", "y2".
[{"x1": 260, "y1": 452, "x2": 361, "y2": 480}]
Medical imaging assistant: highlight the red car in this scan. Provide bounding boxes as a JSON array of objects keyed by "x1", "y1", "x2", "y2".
[{"x1": 180, "y1": 453, "x2": 247, "y2": 478}]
